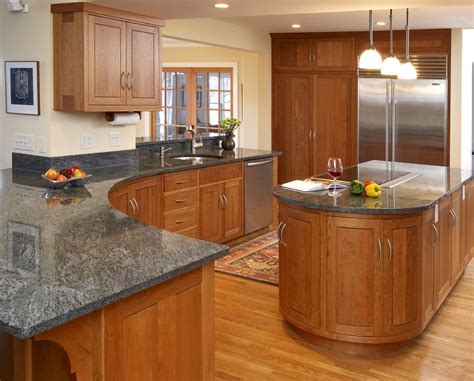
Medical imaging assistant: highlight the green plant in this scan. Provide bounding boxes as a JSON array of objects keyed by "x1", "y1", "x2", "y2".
[{"x1": 219, "y1": 117, "x2": 241, "y2": 136}]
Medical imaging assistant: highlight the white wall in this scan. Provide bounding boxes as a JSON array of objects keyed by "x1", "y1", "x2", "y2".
[{"x1": 450, "y1": 28, "x2": 474, "y2": 170}]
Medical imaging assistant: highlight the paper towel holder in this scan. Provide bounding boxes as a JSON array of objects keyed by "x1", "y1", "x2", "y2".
[{"x1": 105, "y1": 112, "x2": 142, "y2": 123}]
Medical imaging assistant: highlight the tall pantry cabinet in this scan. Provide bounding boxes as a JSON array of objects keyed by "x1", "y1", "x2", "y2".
[{"x1": 271, "y1": 35, "x2": 358, "y2": 183}]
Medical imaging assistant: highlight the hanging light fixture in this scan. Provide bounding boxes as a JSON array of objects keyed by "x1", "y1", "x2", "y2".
[
  {"x1": 381, "y1": 9, "x2": 401, "y2": 76},
  {"x1": 398, "y1": 8, "x2": 417, "y2": 79},
  {"x1": 359, "y1": 10, "x2": 382, "y2": 70}
]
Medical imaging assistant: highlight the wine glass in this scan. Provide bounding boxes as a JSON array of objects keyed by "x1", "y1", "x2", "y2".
[{"x1": 327, "y1": 158, "x2": 343, "y2": 197}]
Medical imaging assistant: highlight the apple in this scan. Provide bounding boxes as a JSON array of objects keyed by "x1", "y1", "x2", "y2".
[
  {"x1": 73, "y1": 169, "x2": 86, "y2": 178},
  {"x1": 45, "y1": 168, "x2": 59, "y2": 180},
  {"x1": 56, "y1": 174, "x2": 67, "y2": 181}
]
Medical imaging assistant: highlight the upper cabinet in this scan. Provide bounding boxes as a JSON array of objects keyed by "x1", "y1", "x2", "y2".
[
  {"x1": 272, "y1": 37, "x2": 356, "y2": 72},
  {"x1": 51, "y1": 2, "x2": 164, "y2": 112}
]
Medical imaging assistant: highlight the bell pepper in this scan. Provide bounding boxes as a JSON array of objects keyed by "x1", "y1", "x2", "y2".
[
  {"x1": 349, "y1": 180, "x2": 365, "y2": 195},
  {"x1": 364, "y1": 179, "x2": 375, "y2": 187},
  {"x1": 365, "y1": 183, "x2": 383, "y2": 198}
]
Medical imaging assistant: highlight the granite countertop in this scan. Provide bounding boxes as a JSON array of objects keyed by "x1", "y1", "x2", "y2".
[
  {"x1": 0, "y1": 148, "x2": 278, "y2": 339},
  {"x1": 273, "y1": 160, "x2": 473, "y2": 215}
]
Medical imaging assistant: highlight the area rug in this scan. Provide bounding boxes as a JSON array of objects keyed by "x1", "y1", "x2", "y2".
[{"x1": 215, "y1": 231, "x2": 279, "y2": 285}]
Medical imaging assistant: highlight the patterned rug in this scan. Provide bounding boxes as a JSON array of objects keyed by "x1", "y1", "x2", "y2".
[{"x1": 215, "y1": 231, "x2": 279, "y2": 285}]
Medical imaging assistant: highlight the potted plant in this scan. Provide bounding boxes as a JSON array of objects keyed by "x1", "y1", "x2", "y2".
[{"x1": 219, "y1": 117, "x2": 241, "y2": 150}]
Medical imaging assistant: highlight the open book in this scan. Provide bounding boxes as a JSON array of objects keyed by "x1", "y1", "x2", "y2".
[{"x1": 282, "y1": 179, "x2": 347, "y2": 192}]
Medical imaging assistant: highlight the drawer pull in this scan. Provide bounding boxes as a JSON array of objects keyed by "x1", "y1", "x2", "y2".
[
  {"x1": 176, "y1": 180, "x2": 189, "y2": 185},
  {"x1": 175, "y1": 199, "x2": 186, "y2": 203},
  {"x1": 175, "y1": 219, "x2": 188, "y2": 224},
  {"x1": 432, "y1": 224, "x2": 439, "y2": 246}
]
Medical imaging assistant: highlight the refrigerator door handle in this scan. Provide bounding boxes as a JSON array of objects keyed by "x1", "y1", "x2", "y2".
[
  {"x1": 391, "y1": 83, "x2": 397, "y2": 162},
  {"x1": 385, "y1": 82, "x2": 391, "y2": 162}
]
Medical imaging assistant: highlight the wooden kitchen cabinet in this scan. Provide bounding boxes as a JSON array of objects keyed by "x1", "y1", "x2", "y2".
[
  {"x1": 279, "y1": 204, "x2": 321, "y2": 330},
  {"x1": 314, "y1": 38, "x2": 356, "y2": 71},
  {"x1": 109, "y1": 183, "x2": 132, "y2": 215},
  {"x1": 272, "y1": 38, "x2": 314, "y2": 71},
  {"x1": 450, "y1": 189, "x2": 463, "y2": 283},
  {"x1": 463, "y1": 180, "x2": 474, "y2": 266},
  {"x1": 434, "y1": 196, "x2": 451, "y2": 308},
  {"x1": 199, "y1": 183, "x2": 223, "y2": 242},
  {"x1": 222, "y1": 179, "x2": 244, "y2": 241},
  {"x1": 51, "y1": 2, "x2": 164, "y2": 112},
  {"x1": 421, "y1": 208, "x2": 437, "y2": 327},
  {"x1": 326, "y1": 216, "x2": 383, "y2": 337}
]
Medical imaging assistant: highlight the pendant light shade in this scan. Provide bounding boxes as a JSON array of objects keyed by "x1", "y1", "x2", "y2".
[
  {"x1": 381, "y1": 9, "x2": 401, "y2": 76},
  {"x1": 398, "y1": 8, "x2": 417, "y2": 79},
  {"x1": 359, "y1": 10, "x2": 382, "y2": 70}
]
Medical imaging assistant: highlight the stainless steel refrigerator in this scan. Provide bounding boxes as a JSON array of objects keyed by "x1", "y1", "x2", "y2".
[{"x1": 358, "y1": 78, "x2": 448, "y2": 166}]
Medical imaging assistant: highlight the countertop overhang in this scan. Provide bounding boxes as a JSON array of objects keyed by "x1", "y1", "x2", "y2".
[
  {"x1": 0, "y1": 148, "x2": 278, "y2": 339},
  {"x1": 273, "y1": 161, "x2": 473, "y2": 214}
]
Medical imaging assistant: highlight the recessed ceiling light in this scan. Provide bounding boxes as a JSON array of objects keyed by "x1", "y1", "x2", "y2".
[
  {"x1": 376, "y1": 21, "x2": 386, "y2": 26},
  {"x1": 292, "y1": 24, "x2": 301, "y2": 29},
  {"x1": 214, "y1": 3, "x2": 229, "y2": 8}
]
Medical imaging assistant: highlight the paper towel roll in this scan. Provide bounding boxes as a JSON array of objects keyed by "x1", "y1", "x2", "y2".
[{"x1": 106, "y1": 112, "x2": 141, "y2": 126}]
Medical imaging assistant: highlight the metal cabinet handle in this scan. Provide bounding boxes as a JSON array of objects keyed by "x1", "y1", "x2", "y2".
[
  {"x1": 277, "y1": 221, "x2": 283, "y2": 244},
  {"x1": 377, "y1": 239, "x2": 382, "y2": 264},
  {"x1": 120, "y1": 72, "x2": 126, "y2": 90},
  {"x1": 129, "y1": 199, "x2": 136, "y2": 215},
  {"x1": 218, "y1": 195, "x2": 224, "y2": 210},
  {"x1": 245, "y1": 160, "x2": 273, "y2": 167},
  {"x1": 452, "y1": 209, "x2": 458, "y2": 225},
  {"x1": 309, "y1": 130, "x2": 312, "y2": 141},
  {"x1": 432, "y1": 224, "x2": 439, "y2": 246},
  {"x1": 313, "y1": 53, "x2": 317, "y2": 63},
  {"x1": 449, "y1": 209, "x2": 456, "y2": 226},
  {"x1": 387, "y1": 238, "x2": 393, "y2": 264},
  {"x1": 175, "y1": 219, "x2": 188, "y2": 224},
  {"x1": 176, "y1": 180, "x2": 189, "y2": 185},
  {"x1": 222, "y1": 195, "x2": 228, "y2": 208},
  {"x1": 132, "y1": 199, "x2": 139, "y2": 215},
  {"x1": 175, "y1": 199, "x2": 186, "y2": 203},
  {"x1": 126, "y1": 73, "x2": 132, "y2": 90},
  {"x1": 281, "y1": 223, "x2": 287, "y2": 247}
]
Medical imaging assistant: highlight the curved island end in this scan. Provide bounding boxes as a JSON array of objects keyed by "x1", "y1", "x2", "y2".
[{"x1": 273, "y1": 161, "x2": 473, "y2": 351}]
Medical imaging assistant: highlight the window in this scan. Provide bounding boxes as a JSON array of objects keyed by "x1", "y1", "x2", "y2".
[{"x1": 151, "y1": 67, "x2": 233, "y2": 140}]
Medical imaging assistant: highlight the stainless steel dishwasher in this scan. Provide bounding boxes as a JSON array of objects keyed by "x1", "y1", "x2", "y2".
[{"x1": 244, "y1": 158, "x2": 274, "y2": 234}]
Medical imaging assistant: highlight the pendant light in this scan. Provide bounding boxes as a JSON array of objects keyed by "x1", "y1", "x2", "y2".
[
  {"x1": 398, "y1": 8, "x2": 417, "y2": 79},
  {"x1": 381, "y1": 9, "x2": 401, "y2": 76},
  {"x1": 359, "y1": 10, "x2": 382, "y2": 70}
]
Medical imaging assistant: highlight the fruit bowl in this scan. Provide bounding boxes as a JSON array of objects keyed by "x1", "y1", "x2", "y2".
[{"x1": 41, "y1": 174, "x2": 92, "y2": 189}]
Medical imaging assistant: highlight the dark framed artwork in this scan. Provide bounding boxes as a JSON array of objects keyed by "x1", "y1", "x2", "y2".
[{"x1": 5, "y1": 61, "x2": 40, "y2": 115}]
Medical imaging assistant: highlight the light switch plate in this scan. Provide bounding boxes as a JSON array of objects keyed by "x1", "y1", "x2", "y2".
[
  {"x1": 434, "y1": 204, "x2": 439, "y2": 223},
  {"x1": 14, "y1": 134, "x2": 34, "y2": 151},
  {"x1": 109, "y1": 132, "x2": 121, "y2": 147},
  {"x1": 80, "y1": 134, "x2": 93, "y2": 149},
  {"x1": 36, "y1": 136, "x2": 47, "y2": 153}
]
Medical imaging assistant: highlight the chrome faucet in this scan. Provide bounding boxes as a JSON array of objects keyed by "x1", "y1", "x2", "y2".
[{"x1": 187, "y1": 125, "x2": 203, "y2": 154}]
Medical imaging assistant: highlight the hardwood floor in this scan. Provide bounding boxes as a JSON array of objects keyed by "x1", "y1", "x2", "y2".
[{"x1": 215, "y1": 261, "x2": 474, "y2": 380}]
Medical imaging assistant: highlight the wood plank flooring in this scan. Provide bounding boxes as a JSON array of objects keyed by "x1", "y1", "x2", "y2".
[{"x1": 215, "y1": 261, "x2": 474, "y2": 380}]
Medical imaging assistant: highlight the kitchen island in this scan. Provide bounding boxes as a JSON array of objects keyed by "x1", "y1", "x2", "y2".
[
  {"x1": 0, "y1": 148, "x2": 278, "y2": 381},
  {"x1": 273, "y1": 161, "x2": 473, "y2": 350}
]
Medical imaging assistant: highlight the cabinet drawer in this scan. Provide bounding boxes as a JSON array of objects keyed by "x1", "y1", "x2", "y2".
[
  {"x1": 164, "y1": 207, "x2": 198, "y2": 232},
  {"x1": 164, "y1": 171, "x2": 198, "y2": 192},
  {"x1": 199, "y1": 163, "x2": 243, "y2": 185},
  {"x1": 164, "y1": 188, "x2": 198, "y2": 212}
]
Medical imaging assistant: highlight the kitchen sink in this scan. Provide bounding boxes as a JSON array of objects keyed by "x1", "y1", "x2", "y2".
[{"x1": 171, "y1": 154, "x2": 224, "y2": 162}]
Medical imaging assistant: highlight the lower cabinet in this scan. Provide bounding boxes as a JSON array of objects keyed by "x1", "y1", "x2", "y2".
[{"x1": 109, "y1": 162, "x2": 247, "y2": 243}]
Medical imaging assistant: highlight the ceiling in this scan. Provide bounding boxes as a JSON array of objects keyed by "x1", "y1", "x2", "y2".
[{"x1": 95, "y1": 0, "x2": 474, "y2": 32}]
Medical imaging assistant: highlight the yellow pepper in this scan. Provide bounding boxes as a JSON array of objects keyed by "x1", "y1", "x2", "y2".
[{"x1": 365, "y1": 183, "x2": 383, "y2": 198}]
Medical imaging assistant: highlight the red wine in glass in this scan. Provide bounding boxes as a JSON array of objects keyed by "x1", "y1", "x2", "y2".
[{"x1": 327, "y1": 158, "x2": 343, "y2": 196}]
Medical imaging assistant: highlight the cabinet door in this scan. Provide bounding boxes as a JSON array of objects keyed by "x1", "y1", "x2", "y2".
[
  {"x1": 435, "y1": 196, "x2": 451, "y2": 307},
  {"x1": 126, "y1": 22, "x2": 161, "y2": 106},
  {"x1": 131, "y1": 177, "x2": 162, "y2": 227},
  {"x1": 326, "y1": 217, "x2": 384, "y2": 336},
  {"x1": 313, "y1": 74, "x2": 356, "y2": 175},
  {"x1": 279, "y1": 204, "x2": 321, "y2": 328},
  {"x1": 199, "y1": 184, "x2": 223, "y2": 242},
  {"x1": 422, "y1": 209, "x2": 437, "y2": 326},
  {"x1": 273, "y1": 39, "x2": 314, "y2": 71},
  {"x1": 223, "y1": 179, "x2": 243, "y2": 242},
  {"x1": 450, "y1": 189, "x2": 463, "y2": 282},
  {"x1": 87, "y1": 15, "x2": 127, "y2": 106},
  {"x1": 109, "y1": 184, "x2": 131, "y2": 214},
  {"x1": 314, "y1": 38, "x2": 356, "y2": 71},
  {"x1": 272, "y1": 74, "x2": 313, "y2": 183},
  {"x1": 463, "y1": 183, "x2": 472, "y2": 267},
  {"x1": 469, "y1": 180, "x2": 474, "y2": 261},
  {"x1": 383, "y1": 217, "x2": 422, "y2": 336}
]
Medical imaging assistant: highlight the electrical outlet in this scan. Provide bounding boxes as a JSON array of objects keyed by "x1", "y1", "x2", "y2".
[
  {"x1": 36, "y1": 136, "x2": 47, "y2": 153},
  {"x1": 80, "y1": 134, "x2": 93, "y2": 149},
  {"x1": 14, "y1": 134, "x2": 34, "y2": 151},
  {"x1": 109, "y1": 132, "x2": 121, "y2": 147}
]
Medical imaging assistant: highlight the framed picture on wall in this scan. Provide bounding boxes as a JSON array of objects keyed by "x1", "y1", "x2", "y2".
[{"x1": 5, "y1": 61, "x2": 40, "y2": 115}]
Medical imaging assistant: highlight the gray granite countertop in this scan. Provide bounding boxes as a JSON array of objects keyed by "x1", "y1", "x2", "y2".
[
  {"x1": 0, "y1": 148, "x2": 278, "y2": 339},
  {"x1": 273, "y1": 161, "x2": 473, "y2": 215}
]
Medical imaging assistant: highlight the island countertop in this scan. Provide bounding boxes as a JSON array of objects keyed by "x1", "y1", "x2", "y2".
[
  {"x1": 273, "y1": 160, "x2": 473, "y2": 214},
  {"x1": 0, "y1": 148, "x2": 278, "y2": 339}
]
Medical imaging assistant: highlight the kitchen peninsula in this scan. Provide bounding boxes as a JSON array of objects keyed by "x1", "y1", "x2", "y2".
[
  {"x1": 273, "y1": 161, "x2": 473, "y2": 350},
  {"x1": 0, "y1": 148, "x2": 277, "y2": 380}
]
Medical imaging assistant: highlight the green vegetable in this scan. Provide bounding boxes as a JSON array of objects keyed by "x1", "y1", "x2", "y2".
[{"x1": 349, "y1": 180, "x2": 365, "y2": 195}]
